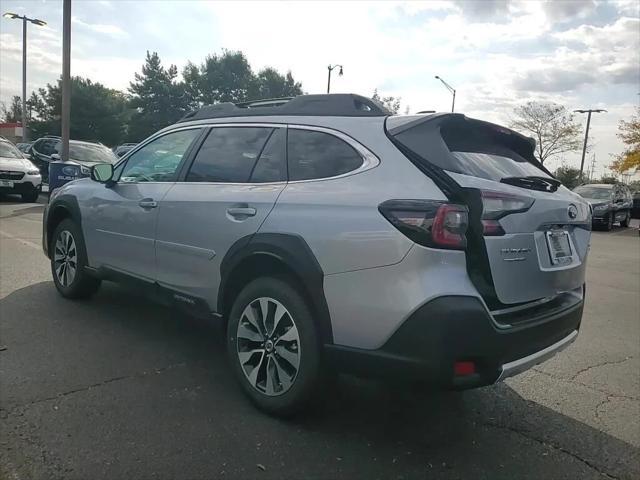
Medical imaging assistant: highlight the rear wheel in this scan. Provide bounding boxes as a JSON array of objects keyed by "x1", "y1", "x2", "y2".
[
  {"x1": 51, "y1": 219, "x2": 101, "y2": 298},
  {"x1": 227, "y1": 277, "x2": 323, "y2": 417},
  {"x1": 620, "y1": 211, "x2": 630, "y2": 228}
]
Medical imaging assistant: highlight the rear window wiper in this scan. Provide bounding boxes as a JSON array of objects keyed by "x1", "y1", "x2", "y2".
[{"x1": 500, "y1": 176, "x2": 561, "y2": 192}]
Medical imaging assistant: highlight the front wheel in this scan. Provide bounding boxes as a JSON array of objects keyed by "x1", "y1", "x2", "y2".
[
  {"x1": 604, "y1": 213, "x2": 613, "y2": 231},
  {"x1": 620, "y1": 211, "x2": 630, "y2": 228},
  {"x1": 21, "y1": 188, "x2": 39, "y2": 203},
  {"x1": 51, "y1": 219, "x2": 101, "y2": 299},
  {"x1": 227, "y1": 277, "x2": 323, "y2": 417}
]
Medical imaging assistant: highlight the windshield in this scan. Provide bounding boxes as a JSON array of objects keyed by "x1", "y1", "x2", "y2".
[
  {"x1": 0, "y1": 141, "x2": 24, "y2": 159},
  {"x1": 64, "y1": 143, "x2": 117, "y2": 164},
  {"x1": 573, "y1": 186, "x2": 612, "y2": 200}
]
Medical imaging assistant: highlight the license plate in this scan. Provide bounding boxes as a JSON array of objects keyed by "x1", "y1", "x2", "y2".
[
  {"x1": 546, "y1": 230, "x2": 572, "y2": 265},
  {"x1": 0, "y1": 180, "x2": 14, "y2": 188}
]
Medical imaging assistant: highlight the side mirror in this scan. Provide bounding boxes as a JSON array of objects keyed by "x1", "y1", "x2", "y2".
[
  {"x1": 50, "y1": 153, "x2": 61, "y2": 161},
  {"x1": 91, "y1": 163, "x2": 114, "y2": 184}
]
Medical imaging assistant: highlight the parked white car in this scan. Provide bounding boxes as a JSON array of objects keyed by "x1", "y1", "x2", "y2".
[{"x1": 0, "y1": 137, "x2": 42, "y2": 202}]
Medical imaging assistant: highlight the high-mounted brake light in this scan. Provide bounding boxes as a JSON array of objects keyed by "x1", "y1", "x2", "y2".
[
  {"x1": 480, "y1": 190, "x2": 534, "y2": 236},
  {"x1": 379, "y1": 200, "x2": 468, "y2": 249}
]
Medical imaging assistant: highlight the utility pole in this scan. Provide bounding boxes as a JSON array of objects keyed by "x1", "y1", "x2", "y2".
[
  {"x1": 61, "y1": 0, "x2": 71, "y2": 161},
  {"x1": 574, "y1": 109, "x2": 606, "y2": 177}
]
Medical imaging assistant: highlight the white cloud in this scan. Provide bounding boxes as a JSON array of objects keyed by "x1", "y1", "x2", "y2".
[{"x1": 71, "y1": 16, "x2": 128, "y2": 38}]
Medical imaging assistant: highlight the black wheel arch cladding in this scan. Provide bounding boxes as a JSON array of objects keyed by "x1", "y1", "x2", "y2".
[
  {"x1": 219, "y1": 233, "x2": 333, "y2": 344},
  {"x1": 45, "y1": 195, "x2": 83, "y2": 258}
]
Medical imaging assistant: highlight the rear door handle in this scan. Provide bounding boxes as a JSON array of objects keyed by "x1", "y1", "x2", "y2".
[
  {"x1": 138, "y1": 199, "x2": 158, "y2": 209},
  {"x1": 226, "y1": 207, "x2": 257, "y2": 218}
]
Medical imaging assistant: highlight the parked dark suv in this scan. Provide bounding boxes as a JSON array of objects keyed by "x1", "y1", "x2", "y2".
[
  {"x1": 573, "y1": 183, "x2": 632, "y2": 230},
  {"x1": 29, "y1": 136, "x2": 116, "y2": 183}
]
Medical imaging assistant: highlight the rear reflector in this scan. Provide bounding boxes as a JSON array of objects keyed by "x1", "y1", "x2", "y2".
[
  {"x1": 454, "y1": 361, "x2": 476, "y2": 376},
  {"x1": 480, "y1": 190, "x2": 534, "y2": 236},
  {"x1": 379, "y1": 200, "x2": 468, "y2": 250}
]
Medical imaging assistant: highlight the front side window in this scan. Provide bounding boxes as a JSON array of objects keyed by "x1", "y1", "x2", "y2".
[
  {"x1": 34, "y1": 139, "x2": 58, "y2": 156},
  {"x1": 119, "y1": 129, "x2": 201, "y2": 183},
  {"x1": 287, "y1": 129, "x2": 363, "y2": 181},
  {"x1": 186, "y1": 127, "x2": 274, "y2": 183}
]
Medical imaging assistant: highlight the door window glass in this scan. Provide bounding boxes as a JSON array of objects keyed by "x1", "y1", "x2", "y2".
[
  {"x1": 186, "y1": 127, "x2": 273, "y2": 183},
  {"x1": 287, "y1": 129, "x2": 363, "y2": 181},
  {"x1": 249, "y1": 128, "x2": 286, "y2": 183},
  {"x1": 119, "y1": 129, "x2": 201, "y2": 183}
]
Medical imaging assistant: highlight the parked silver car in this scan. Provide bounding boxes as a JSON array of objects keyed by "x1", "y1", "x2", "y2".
[{"x1": 42, "y1": 94, "x2": 591, "y2": 416}]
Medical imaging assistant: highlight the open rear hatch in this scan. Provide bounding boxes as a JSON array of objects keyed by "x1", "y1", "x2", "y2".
[{"x1": 387, "y1": 114, "x2": 591, "y2": 318}]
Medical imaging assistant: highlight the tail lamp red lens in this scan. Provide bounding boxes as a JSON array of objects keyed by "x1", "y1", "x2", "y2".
[{"x1": 379, "y1": 200, "x2": 469, "y2": 250}]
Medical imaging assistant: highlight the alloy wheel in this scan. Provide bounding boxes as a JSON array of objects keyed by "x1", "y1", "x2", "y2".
[
  {"x1": 236, "y1": 297, "x2": 301, "y2": 396},
  {"x1": 54, "y1": 230, "x2": 77, "y2": 287}
]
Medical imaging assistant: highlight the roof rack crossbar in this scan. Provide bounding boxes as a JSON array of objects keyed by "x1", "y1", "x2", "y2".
[{"x1": 177, "y1": 94, "x2": 390, "y2": 123}]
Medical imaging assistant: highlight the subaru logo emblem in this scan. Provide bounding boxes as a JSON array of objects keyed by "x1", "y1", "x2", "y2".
[
  {"x1": 62, "y1": 165, "x2": 77, "y2": 176},
  {"x1": 568, "y1": 204, "x2": 578, "y2": 220}
]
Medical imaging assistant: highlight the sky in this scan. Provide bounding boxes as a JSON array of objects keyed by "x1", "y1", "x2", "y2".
[{"x1": 0, "y1": 0, "x2": 638, "y2": 178}]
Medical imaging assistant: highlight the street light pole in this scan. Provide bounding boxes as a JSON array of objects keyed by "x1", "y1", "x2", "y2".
[
  {"x1": 574, "y1": 109, "x2": 606, "y2": 177},
  {"x1": 22, "y1": 16, "x2": 27, "y2": 141},
  {"x1": 2, "y1": 12, "x2": 47, "y2": 142},
  {"x1": 435, "y1": 75, "x2": 456, "y2": 112},
  {"x1": 327, "y1": 64, "x2": 343, "y2": 94}
]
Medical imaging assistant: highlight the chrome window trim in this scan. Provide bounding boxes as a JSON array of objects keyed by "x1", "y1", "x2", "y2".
[{"x1": 118, "y1": 122, "x2": 379, "y2": 186}]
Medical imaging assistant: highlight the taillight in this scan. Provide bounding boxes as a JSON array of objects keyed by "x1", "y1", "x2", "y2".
[
  {"x1": 379, "y1": 200, "x2": 468, "y2": 250},
  {"x1": 480, "y1": 190, "x2": 534, "y2": 236}
]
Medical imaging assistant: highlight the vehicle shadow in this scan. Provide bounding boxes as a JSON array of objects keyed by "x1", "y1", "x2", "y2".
[{"x1": 1, "y1": 282, "x2": 638, "y2": 480}]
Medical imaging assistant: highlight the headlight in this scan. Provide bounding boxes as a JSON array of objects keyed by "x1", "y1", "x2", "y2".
[
  {"x1": 593, "y1": 204, "x2": 608, "y2": 211},
  {"x1": 27, "y1": 169, "x2": 40, "y2": 175},
  {"x1": 80, "y1": 165, "x2": 91, "y2": 175}
]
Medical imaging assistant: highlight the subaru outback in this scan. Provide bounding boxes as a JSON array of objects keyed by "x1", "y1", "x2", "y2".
[{"x1": 43, "y1": 94, "x2": 591, "y2": 416}]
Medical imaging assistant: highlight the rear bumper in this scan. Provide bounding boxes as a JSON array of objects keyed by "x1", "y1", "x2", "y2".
[{"x1": 325, "y1": 293, "x2": 583, "y2": 389}]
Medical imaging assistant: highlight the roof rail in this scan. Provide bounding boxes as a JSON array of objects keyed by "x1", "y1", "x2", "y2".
[{"x1": 178, "y1": 94, "x2": 391, "y2": 123}]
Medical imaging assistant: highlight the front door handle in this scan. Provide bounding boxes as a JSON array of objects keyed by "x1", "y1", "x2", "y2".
[
  {"x1": 227, "y1": 207, "x2": 257, "y2": 218},
  {"x1": 138, "y1": 199, "x2": 158, "y2": 209}
]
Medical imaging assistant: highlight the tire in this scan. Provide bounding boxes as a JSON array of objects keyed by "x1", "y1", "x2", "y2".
[
  {"x1": 227, "y1": 276, "x2": 323, "y2": 417},
  {"x1": 50, "y1": 219, "x2": 101, "y2": 299},
  {"x1": 21, "y1": 189, "x2": 39, "y2": 203},
  {"x1": 604, "y1": 213, "x2": 613, "y2": 231},
  {"x1": 620, "y1": 211, "x2": 630, "y2": 228}
]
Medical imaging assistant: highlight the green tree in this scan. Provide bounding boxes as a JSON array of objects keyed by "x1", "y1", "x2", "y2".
[
  {"x1": 598, "y1": 175, "x2": 618, "y2": 184},
  {"x1": 372, "y1": 89, "x2": 401, "y2": 114},
  {"x1": 183, "y1": 50, "x2": 303, "y2": 106},
  {"x1": 0, "y1": 96, "x2": 22, "y2": 123},
  {"x1": 252, "y1": 68, "x2": 303, "y2": 99},
  {"x1": 27, "y1": 77, "x2": 129, "y2": 146},
  {"x1": 128, "y1": 51, "x2": 189, "y2": 141},
  {"x1": 510, "y1": 102, "x2": 582, "y2": 164},
  {"x1": 554, "y1": 165, "x2": 584, "y2": 189}
]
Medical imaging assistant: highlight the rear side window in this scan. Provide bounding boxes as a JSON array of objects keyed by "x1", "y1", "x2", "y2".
[
  {"x1": 288, "y1": 129, "x2": 363, "y2": 181},
  {"x1": 187, "y1": 127, "x2": 274, "y2": 183},
  {"x1": 392, "y1": 118, "x2": 550, "y2": 182}
]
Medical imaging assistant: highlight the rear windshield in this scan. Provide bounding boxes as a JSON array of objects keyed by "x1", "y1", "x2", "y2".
[
  {"x1": 573, "y1": 186, "x2": 612, "y2": 199},
  {"x1": 391, "y1": 117, "x2": 550, "y2": 182}
]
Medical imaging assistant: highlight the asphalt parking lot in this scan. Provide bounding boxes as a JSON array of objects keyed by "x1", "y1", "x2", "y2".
[{"x1": 1, "y1": 196, "x2": 639, "y2": 480}]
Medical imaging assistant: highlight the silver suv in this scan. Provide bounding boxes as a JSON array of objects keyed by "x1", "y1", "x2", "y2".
[{"x1": 43, "y1": 94, "x2": 591, "y2": 416}]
